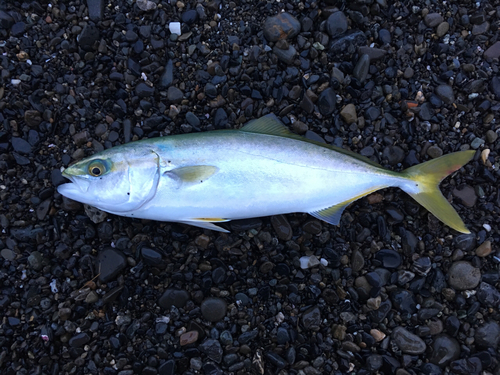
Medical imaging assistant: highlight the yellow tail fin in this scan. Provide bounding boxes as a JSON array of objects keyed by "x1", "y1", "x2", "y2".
[{"x1": 401, "y1": 150, "x2": 475, "y2": 234}]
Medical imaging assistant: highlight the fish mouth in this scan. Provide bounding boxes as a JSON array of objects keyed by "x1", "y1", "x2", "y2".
[{"x1": 59, "y1": 169, "x2": 91, "y2": 194}]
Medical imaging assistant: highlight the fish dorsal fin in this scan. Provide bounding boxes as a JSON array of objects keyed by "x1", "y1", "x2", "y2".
[
  {"x1": 165, "y1": 166, "x2": 219, "y2": 184},
  {"x1": 240, "y1": 113, "x2": 294, "y2": 136},
  {"x1": 241, "y1": 114, "x2": 382, "y2": 168}
]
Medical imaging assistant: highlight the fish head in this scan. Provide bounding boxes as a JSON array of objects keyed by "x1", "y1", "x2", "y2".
[{"x1": 57, "y1": 147, "x2": 160, "y2": 213}]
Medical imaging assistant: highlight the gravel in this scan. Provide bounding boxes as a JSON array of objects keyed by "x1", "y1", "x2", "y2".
[{"x1": 0, "y1": 0, "x2": 499, "y2": 374}]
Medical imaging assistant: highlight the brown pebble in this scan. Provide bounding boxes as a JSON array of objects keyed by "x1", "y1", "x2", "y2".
[
  {"x1": 180, "y1": 330, "x2": 199, "y2": 346},
  {"x1": 452, "y1": 185, "x2": 477, "y2": 207},
  {"x1": 370, "y1": 329, "x2": 386, "y2": 342},
  {"x1": 366, "y1": 296, "x2": 381, "y2": 310},
  {"x1": 195, "y1": 234, "x2": 210, "y2": 249},
  {"x1": 475, "y1": 241, "x2": 492, "y2": 257},
  {"x1": 366, "y1": 193, "x2": 384, "y2": 204}
]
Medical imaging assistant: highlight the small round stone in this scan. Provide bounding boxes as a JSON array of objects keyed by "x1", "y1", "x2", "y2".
[
  {"x1": 201, "y1": 297, "x2": 227, "y2": 322},
  {"x1": 391, "y1": 327, "x2": 426, "y2": 354},
  {"x1": 447, "y1": 261, "x2": 481, "y2": 290}
]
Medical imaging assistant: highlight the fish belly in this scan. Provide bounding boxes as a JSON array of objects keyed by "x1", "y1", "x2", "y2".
[{"x1": 130, "y1": 131, "x2": 400, "y2": 222}]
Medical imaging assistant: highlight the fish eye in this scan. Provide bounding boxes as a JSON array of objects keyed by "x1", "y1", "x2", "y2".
[{"x1": 88, "y1": 160, "x2": 106, "y2": 177}]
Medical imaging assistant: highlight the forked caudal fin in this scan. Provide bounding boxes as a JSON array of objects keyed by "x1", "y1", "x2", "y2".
[{"x1": 401, "y1": 150, "x2": 475, "y2": 234}]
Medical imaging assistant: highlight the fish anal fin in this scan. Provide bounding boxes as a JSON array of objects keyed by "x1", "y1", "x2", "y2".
[
  {"x1": 180, "y1": 218, "x2": 230, "y2": 233},
  {"x1": 309, "y1": 202, "x2": 349, "y2": 226},
  {"x1": 165, "y1": 165, "x2": 219, "y2": 185},
  {"x1": 309, "y1": 187, "x2": 384, "y2": 226}
]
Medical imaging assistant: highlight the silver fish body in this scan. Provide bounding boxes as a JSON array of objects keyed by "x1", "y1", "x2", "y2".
[{"x1": 58, "y1": 115, "x2": 473, "y2": 233}]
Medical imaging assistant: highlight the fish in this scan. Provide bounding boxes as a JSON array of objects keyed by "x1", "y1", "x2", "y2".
[{"x1": 57, "y1": 114, "x2": 474, "y2": 233}]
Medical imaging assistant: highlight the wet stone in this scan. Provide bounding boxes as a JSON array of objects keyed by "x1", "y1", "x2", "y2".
[
  {"x1": 263, "y1": 12, "x2": 301, "y2": 42},
  {"x1": 84, "y1": 205, "x2": 107, "y2": 224},
  {"x1": 78, "y1": 24, "x2": 99, "y2": 50},
  {"x1": 270, "y1": 215, "x2": 292, "y2": 241},
  {"x1": 181, "y1": 9, "x2": 198, "y2": 25},
  {"x1": 24, "y1": 110, "x2": 42, "y2": 127},
  {"x1": 136, "y1": 82, "x2": 154, "y2": 98},
  {"x1": 484, "y1": 41, "x2": 500, "y2": 60},
  {"x1": 141, "y1": 247, "x2": 162, "y2": 266},
  {"x1": 214, "y1": 108, "x2": 228, "y2": 129},
  {"x1": 475, "y1": 241, "x2": 492, "y2": 257},
  {"x1": 317, "y1": 88, "x2": 336, "y2": 115},
  {"x1": 326, "y1": 11, "x2": 348, "y2": 38},
  {"x1": 1, "y1": 249, "x2": 16, "y2": 261},
  {"x1": 11, "y1": 137, "x2": 31, "y2": 154},
  {"x1": 391, "y1": 289, "x2": 416, "y2": 314},
  {"x1": 351, "y1": 249, "x2": 364, "y2": 272},
  {"x1": 27, "y1": 251, "x2": 43, "y2": 270},
  {"x1": 365, "y1": 106, "x2": 381, "y2": 121},
  {"x1": 180, "y1": 330, "x2": 199, "y2": 346},
  {"x1": 391, "y1": 327, "x2": 426, "y2": 354},
  {"x1": 98, "y1": 248, "x2": 126, "y2": 283},
  {"x1": 450, "y1": 357, "x2": 482, "y2": 375},
  {"x1": 427, "y1": 145, "x2": 443, "y2": 159},
  {"x1": 477, "y1": 282, "x2": 500, "y2": 307},
  {"x1": 199, "y1": 339, "x2": 223, "y2": 363},
  {"x1": 436, "y1": 22, "x2": 449, "y2": 37},
  {"x1": 167, "y1": 86, "x2": 183, "y2": 103},
  {"x1": 474, "y1": 321, "x2": 500, "y2": 348},
  {"x1": 301, "y1": 306, "x2": 321, "y2": 329},
  {"x1": 158, "y1": 289, "x2": 190, "y2": 309},
  {"x1": 340, "y1": 103, "x2": 357, "y2": 124},
  {"x1": 378, "y1": 28, "x2": 391, "y2": 44},
  {"x1": 201, "y1": 298, "x2": 227, "y2": 322},
  {"x1": 238, "y1": 330, "x2": 258, "y2": 344},
  {"x1": 374, "y1": 249, "x2": 402, "y2": 269},
  {"x1": 273, "y1": 45, "x2": 296, "y2": 65},
  {"x1": 69, "y1": 332, "x2": 90, "y2": 348},
  {"x1": 452, "y1": 185, "x2": 477, "y2": 207},
  {"x1": 383, "y1": 145, "x2": 404, "y2": 165},
  {"x1": 448, "y1": 261, "x2": 480, "y2": 290},
  {"x1": 353, "y1": 54, "x2": 370, "y2": 83},
  {"x1": 425, "y1": 13, "x2": 444, "y2": 27},
  {"x1": 485, "y1": 130, "x2": 498, "y2": 143},
  {"x1": 430, "y1": 335, "x2": 460, "y2": 367}
]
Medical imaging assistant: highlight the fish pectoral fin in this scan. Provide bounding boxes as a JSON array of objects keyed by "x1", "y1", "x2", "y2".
[
  {"x1": 180, "y1": 218, "x2": 230, "y2": 233},
  {"x1": 309, "y1": 202, "x2": 350, "y2": 226},
  {"x1": 165, "y1": 165, "x2": 219, "y2": 186}
]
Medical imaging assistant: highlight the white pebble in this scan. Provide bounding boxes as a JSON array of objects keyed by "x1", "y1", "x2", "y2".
[
  {"x1": 483, "y1": 223, "x2": 491, "y2": 232},
  {"x1": 169, "y1": 22, "x2": 181, "y2": 35},
  {"x1": 320, "y1": 258, "x2": 328, "y2": 267},
  {"x1": 50, "y1": 279, "x2": 58, "y2": 293},
  {"x1": 299, "y1": 255, "x2": 320, "y2": 269},
  {"x1": 11, "y1": 79, "x2": 21, "y2": 85}
]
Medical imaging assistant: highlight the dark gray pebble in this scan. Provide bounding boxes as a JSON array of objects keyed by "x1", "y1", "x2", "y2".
[
  {"x1": 199, "y1": 339, "x2": 223, "y2": 363},
  {"x1": 98, "y1": 248, "x2": 127, "y2": 283},
  {"x1": 391, "y1": 326, "x2": 426, "y2": 354},
  {"x1": 326, "y1": 11, "x2": 348, "y2": 38},
  {"x1": 159, "y1": 289, "x2": 190, "y2": 309},
  {"x1": 263, "y1": 13, "x2": 301, "y2": 42},
  {"x1": 430, "y1": 334, "x2": 460, "y2": 367},
  {"x1": 69, "y1": 332, "x2": 90, "y2": 348},
  {"x1": 201, "y1": 297, "x2": 227, "y2": 322},
  {"x1": 474, "y1": 321, "x2": 500, "y2": 348}
]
